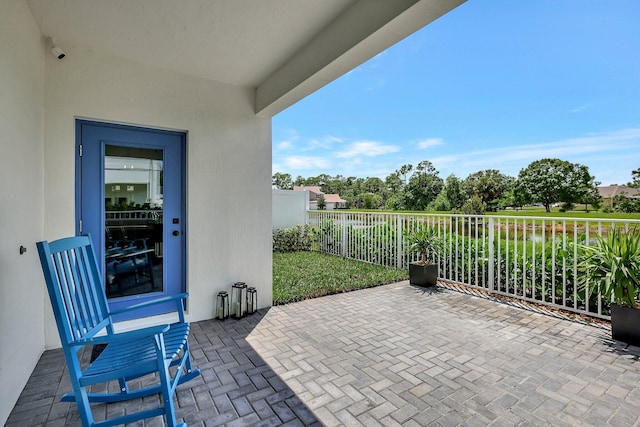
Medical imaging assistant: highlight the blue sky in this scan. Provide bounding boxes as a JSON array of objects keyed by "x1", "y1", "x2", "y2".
[{"x1": 272, "y1": 1, "x2": 640, "y2": 186}]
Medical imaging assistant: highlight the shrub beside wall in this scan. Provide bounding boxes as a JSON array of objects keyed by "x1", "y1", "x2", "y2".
[{"x1": 273, "y1": 225, "x2": 313, "y2": 252}]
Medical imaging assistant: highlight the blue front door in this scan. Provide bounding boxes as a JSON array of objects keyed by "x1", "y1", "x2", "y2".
[{"x1": 76, "y1": 120, "x2": 186, "y2": 318}]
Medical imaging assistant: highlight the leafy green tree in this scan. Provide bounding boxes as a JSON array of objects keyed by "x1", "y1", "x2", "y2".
[
  {"x1": 294, "y1": 174, "x2": 331, "y2": 188},
  {"x1": 385, "y1": 172, "x2": 403, "y2": 194},
  {"x1": 442, "y1": 174, "x2": 466, "y2": 210},
  {"x1": 461, "y1": 195, "x2": 486, "y2": 215},
  {"x1": 579, "y1": 185, "x2": 602, "y2": 212},
  {"x1": 404, "y1": 161, "x2": 444, "y2": 211},
  {"x1": 612, "y1": 195, "x2": 640, "y2": 213},
  {"x1": 630, "y1": 167, "x2": 640, "y2": 188},
  {"x1": 564, "y1": 164, "x2": 600, "y2": 208},
  {"x1": 429, "y1": 191, "x2": 451, "y2": 211},
  {"x1": 351, "y1": 178, "x2": 365, "y2": 196},
  {"x1": 326, "y1": 175, "x2": 359, "y2": 207},
  {"x1": 331, "y1": 175, "x2": 354, "y2": 196},
  {"x1": 397, "y1": 164, "x2": 413, "y2": 185},
  {"x1": 334, "y1": 177, "x2": 362, "y2": 208},
  {"x1": 588, "y1": 194, "x2": 602, "y2": 212},
  {"x1": 363, "y1": 177, "x2": 385, "y2": 194},
  {"x1": 463, "y1": 169, "x2": 514, "y2": 211},
  {"x1": 558, "y1": 202, "x2": 575, "y2": 212},
  {"x1": 272, "y1": 172, "x2": 293, "y2": 189},
  {"x1": 429, "y1": 174, "x2": 465, "y2": 212},
  {"x1": 316, "y1": 174, "x2": 331, "y2": 187},
  {"x1": 355, "y1": 193, "x2": 383, "y2": 209},
  {"x1": 320, "y1": 175, "x2": 343, "y2": 195},
  {"x1": 506, "y1": 183, "x2": 528, "y2": 210},
  {"x1": 385, "y1": 193, "x2": 406, "y2": 210},
  {"x1": 516, "y1": 158, "x2": 597, "y2": 212},
  {"x1": 316, "y1": 194, "x2": 326, "y2": 210}
]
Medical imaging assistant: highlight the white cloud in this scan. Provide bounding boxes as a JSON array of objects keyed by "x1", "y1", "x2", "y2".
[
  {"x1": 274, "y1": 128, "x2": 300, "y2": 151},
  {"x1": 431, "y1": 128, "x2": 640, "y2": 182},
  {"x1": 306, "y1": 135, "x2": 343, "y2": 151},
  {"x1": 277, "y1": 140, "x2": 292, "y2": 150},
  {"x1": 569, "y1": 103, "x2": 592, "y2": 113},
  {"x1": 284, "y1": 156, "x2": 330, "y2": 170},
  {"x1": 274, "y1": 128, "x2": 640, "y2": 186},
  {"x1": 417, "y1": 138, "x2": 444, "y2": 149},
  {"x1": 335, "y1": 141, "x2": 400, "y2": 158},
  {"x1": 274, "y1": 132, "x2": 342, "y2": 153}
]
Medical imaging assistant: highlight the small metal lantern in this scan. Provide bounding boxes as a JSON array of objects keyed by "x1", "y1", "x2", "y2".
[
  {"x1": 247, "y1": 287, "x2": 257, "y2": 314},
  {"x1": 231, "y1": 282, "x2": 247, "y2": 318},
  {"x1": 215, "y1": 291, "x2": 229, "y2": 320}
]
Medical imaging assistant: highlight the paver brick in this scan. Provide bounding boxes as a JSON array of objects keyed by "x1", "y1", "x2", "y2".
[
  {"x1": 390, "y1": 403, "x2": 420, "y2": 423},
  {"x1": 10, "y1": 281, "x2": 640, "y2": 426}
]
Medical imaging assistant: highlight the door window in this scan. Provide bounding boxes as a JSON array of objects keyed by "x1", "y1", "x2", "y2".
[{"x1": 104, "y1": 145, "x2": 164, "y2": 299}]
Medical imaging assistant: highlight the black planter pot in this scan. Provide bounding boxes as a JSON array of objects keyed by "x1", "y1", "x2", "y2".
[
  {"x1": 409, "y1": 262, "x2": 438, "y2": 287},
  {"x1": 611, "y1": 304, "x2": 640, "y2": 346}
]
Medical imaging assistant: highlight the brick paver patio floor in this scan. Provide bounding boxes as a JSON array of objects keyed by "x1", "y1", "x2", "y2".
[{"x1": 8, "y1": 281, "x2": 640, "y2": 426}]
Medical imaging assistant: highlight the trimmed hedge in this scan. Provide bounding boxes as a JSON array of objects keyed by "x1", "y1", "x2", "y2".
[{"x1": 273, "y1": 225, "x2": 313, "y2": 252}]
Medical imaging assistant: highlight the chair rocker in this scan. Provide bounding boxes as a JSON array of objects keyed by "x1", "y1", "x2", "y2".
[{"x1": 37, "y1": 235, "x2": 200, "y2": 427}]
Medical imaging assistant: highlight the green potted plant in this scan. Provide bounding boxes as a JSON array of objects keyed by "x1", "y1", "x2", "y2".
[
  {"x1": 406, "y1": 226, "x2": 441, "y2": 287},
  {"x1": 578, "y1": 226, "x2": 640, "y2": 346}
]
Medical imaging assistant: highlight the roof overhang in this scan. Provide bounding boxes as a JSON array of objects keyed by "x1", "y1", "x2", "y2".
[{"x1": 26, "y1": 0, "x2": 466, "y2": 117}]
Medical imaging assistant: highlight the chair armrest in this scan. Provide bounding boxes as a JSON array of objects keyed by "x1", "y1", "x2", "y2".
[
  {"x1": 109, "y1": 293, "x2": 189, "y2": 317},
  {"x1": 74, "y1": 324, "x2": 170, "y2": 347}
]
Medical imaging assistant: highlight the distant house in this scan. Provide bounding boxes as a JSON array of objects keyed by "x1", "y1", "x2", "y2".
[
  {"x1": 294, "y1": 186, "x2": 346, "y2": 210},
  {"x1": 323, "y1": 193, "x2": 347, "y2": 210},
  {"x1": 598, "y1": 185, "x2": 640, "y2": 208}
]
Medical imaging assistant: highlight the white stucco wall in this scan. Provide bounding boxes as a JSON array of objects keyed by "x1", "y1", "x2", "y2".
[
  {"x1": 272, "y1": 189, "x2": 309, "y2": 230},
  {"x1": 0, "y1": 1, "x2": 46, "y2": 423},
  {"x1": 43, "y1": 47, "x2": 273, "y2": 347}
]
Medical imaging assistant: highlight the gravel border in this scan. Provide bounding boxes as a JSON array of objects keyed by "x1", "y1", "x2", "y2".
[{"x1": 437, "y1": 279, "x2": 612, "y2": 330}]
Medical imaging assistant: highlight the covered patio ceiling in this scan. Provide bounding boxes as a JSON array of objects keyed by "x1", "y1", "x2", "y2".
[{"x1": 26, "y1": 0, "x2": 466, "y2": 116}]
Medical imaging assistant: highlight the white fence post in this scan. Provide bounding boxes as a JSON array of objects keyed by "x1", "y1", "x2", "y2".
[
  {"x1": 341, "y1": 212, "x2": 347, "y2": 258},
  {"x1": 396, "y1": 214, "x2": 403, "y2": 269},
  {"x1": 488, "y1": 216, "x2": 495, "y2": 292}
]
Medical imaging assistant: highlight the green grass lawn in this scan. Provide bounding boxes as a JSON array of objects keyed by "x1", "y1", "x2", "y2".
[
  {"x1": 338, "y1": 208, "x2": 640, "y2": 220},
  {"x1": 272, "y1": 251, "x2": 408, "y2": 305},
  {"x1": 486, "y1": 210, "x2": 640, "y2": 220}
]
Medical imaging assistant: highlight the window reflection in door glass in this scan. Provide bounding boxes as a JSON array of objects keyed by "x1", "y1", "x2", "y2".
[{"x1": 104, "y1": 145, "x2": 163, "y2": 298}]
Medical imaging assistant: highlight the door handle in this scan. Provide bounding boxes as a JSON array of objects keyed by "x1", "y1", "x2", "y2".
[{"x1": 172, "y1": 230, "x2": 180, "y2": 236}]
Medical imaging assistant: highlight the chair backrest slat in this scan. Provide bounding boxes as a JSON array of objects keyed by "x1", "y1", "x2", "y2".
[
  {"x1": 77, "y1": 246, "x2": 100, "y2": 324},
  {"x1": 52, "y1": 250, "x2": 80, "y2": 340},
  {"x1": 38, "y1": 236, "x2": 111, "y2": 344},
  {"x1": 67, "y1": 246, "x2": 97, "y2": 336}
]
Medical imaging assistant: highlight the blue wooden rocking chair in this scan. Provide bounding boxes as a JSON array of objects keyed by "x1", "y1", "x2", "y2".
[{"x1": 37, "y1": 235, "x2": 200, "y2": 427}]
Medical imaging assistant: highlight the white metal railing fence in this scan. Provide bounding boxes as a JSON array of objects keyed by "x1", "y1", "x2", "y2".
[
  {"x1": 105, "y1": 210, "x2": 162, "y2": 221},
  {"x1": 308, "y1": 210, "x2": 640, "y2": 320}
]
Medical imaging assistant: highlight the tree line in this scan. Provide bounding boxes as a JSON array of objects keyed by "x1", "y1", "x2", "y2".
[{"x1": 273, "y1": 159, "x2": 640, "y2": 213}]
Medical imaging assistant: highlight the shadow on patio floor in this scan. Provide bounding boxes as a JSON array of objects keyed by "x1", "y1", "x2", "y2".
[{"x1": 7, "y1": 310, "x2": 321, "y2": 426}]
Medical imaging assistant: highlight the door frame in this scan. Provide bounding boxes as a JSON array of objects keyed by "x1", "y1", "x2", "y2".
[{"x1": 75, "y1": 119, "x2": 187, "y2": 318}]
